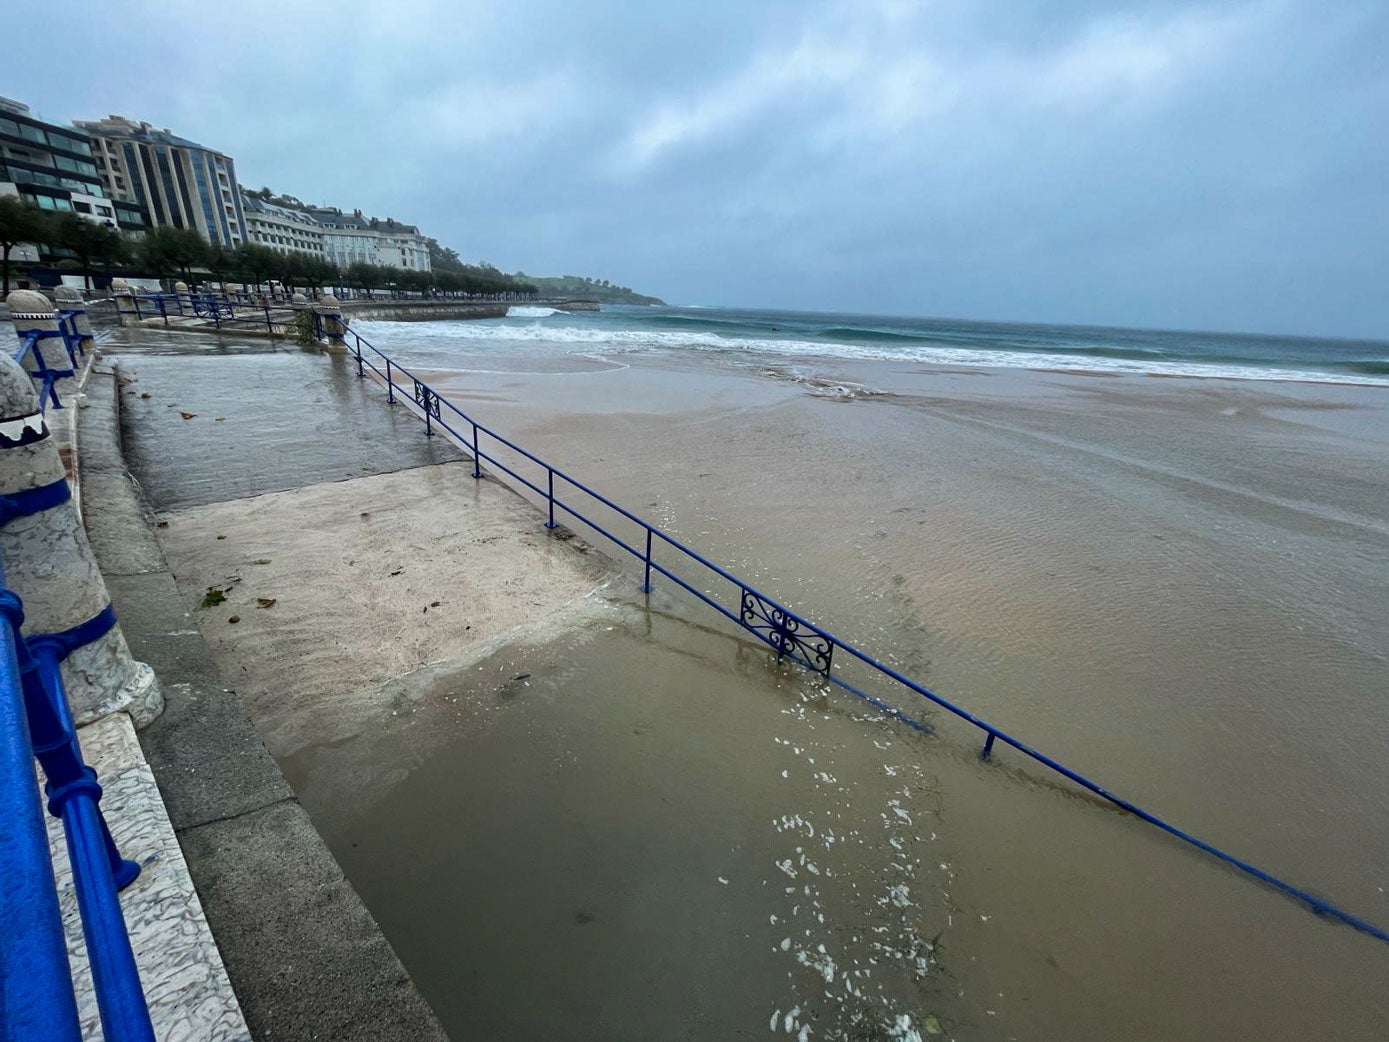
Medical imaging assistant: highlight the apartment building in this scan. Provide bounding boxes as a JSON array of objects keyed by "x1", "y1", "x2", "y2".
[
  {"x1": 0, "y1": 97, "x2": 147, "y2": 244},
  {"x1": 75, "y1": 114, "x2": 245, "y2": 248},
  {"x1": 371, "y1": 218, "x2": 432, "y2": 271},
  {"x1": 241, "y1": 193, "x2": 326, "y2": 257}
]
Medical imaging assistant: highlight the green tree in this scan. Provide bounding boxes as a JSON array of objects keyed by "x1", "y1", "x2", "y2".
[
  {"x1": 50, "y1": 213, "x2": 128, "y2": 290},
  {"x1": 205, "y1": 245, "x2": 236, "y2": 284},
  {"x1": 0, "y1": 195, "x2": 52, "y2": 295},
  {"x1": 425, "y1": 237, "x2": 466, "y2": 273},
  {"x1": 139, "y1": 226, "x2": 210, "y2": 282},
  {"x1": 230, "y1": 243, "x2": 278, "y2": 291}
]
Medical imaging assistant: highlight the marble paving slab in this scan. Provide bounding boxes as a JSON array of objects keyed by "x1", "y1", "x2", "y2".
[{"x1": 43, "y1": 711, "x2": 251, "y2": 1041}]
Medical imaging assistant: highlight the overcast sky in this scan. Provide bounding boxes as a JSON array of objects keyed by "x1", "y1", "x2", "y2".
[{"x1": 8, "y1": 0, "x2": 1387, "y2": 337}]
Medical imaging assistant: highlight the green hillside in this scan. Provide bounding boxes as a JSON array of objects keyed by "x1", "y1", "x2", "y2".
[{"x1": 519, "y1": 274, "x2": 665, "y2": 305}]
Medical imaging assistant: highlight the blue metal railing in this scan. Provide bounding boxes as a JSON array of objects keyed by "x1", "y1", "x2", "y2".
[
  {"x1": 129, "y1": 291, "x2": 301, "y2": 336},
  {"x1": 11, "y1": 306, "x2": 89, "y2": 413},
  {"x1": 0, "y1": 559, "x2": 154, "y2": 1040},
  {"x1": 333, "y1": 317, "x2": 1389, "y2": 948}
]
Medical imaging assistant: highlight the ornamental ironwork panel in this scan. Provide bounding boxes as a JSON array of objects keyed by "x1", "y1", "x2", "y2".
[
  {"x1": 413, "y1": 380, "x2": 441, "y2": 419},
  {"x1": 739, "y1": 588, "x2": 834, "y2": 676}
]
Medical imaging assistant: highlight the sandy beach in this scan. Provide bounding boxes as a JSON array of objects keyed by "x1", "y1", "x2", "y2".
[
  {"x1": 109, "y1": 317, "x2": 1388, "y2": 1041},
  {"x1": 292, "y1": 323, "x2": 1388, "y2": 1041}
]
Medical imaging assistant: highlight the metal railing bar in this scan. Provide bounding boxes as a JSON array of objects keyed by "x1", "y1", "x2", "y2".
[
  {"x1": 351, "y1": 329, "x2": 826, "y2": 633},
  {"x1": 0, "y1": 594, "x2": 82, "y2": 1042},
  {"x1": 332, "y1": 311, "x2": 1389, "y2": 947}
]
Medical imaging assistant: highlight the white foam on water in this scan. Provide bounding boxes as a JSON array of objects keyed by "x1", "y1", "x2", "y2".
[
  {"x1": 505, "y1": 305, "x2": 560, "y2": 318},
  {"x1": 357, "y1": 318, "x2": 1389, "y2": 386}
]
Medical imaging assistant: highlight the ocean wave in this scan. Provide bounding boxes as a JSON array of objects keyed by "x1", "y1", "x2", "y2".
[
  {"x1": 1343, "y1": 359, "x2": 1389, "y2": 376},
  {"x1": 352, "y1": 320, "x2": 1389, "y2": 387},
  {"x1": 818, "y1": 326, "x2": 928, "y2": 344},
  {"x1": 506, "y1": 305, "x2": 560, "y2": 318}
]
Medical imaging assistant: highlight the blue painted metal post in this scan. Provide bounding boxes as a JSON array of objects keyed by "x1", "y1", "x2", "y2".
[
  {"x1": 155, "y1": 297, "x2": 166, "y2": 325},
  {"x1": 26, "y1": 643, "x2": 154, "y2": 1042},
  {"x1": 641, "y1": 528, "x2": 653, "y2": 593},
  {"x1": 472, "y1": 424, "x2": 481, "y2": 478},
  {"x1": 385, "y1": 360, "x2": 394, "y2": 403},
  {"x1": 0, "y1": 586, "x2": 83, "y2": 1042},
  {"x1": 981, "y1": 732, "x2": 997, "y2": 760},
  {"x1": 57, "y1": 314, "x2": 82, "y2": 367},
  {"x1": 546, "y1": 469, "x2": 556, "y2": 529}
]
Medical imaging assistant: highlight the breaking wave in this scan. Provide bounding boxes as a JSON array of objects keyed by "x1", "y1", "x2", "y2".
[{"x1": 355, "y1": 317, "x2": 1389, "y2": 387}]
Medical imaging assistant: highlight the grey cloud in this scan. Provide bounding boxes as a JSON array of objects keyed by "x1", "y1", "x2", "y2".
[{"x1": 8, "y1": 0, "x2": 1386, "y2": 336}]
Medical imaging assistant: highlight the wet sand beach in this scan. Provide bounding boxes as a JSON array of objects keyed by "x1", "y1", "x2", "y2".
[
  {"x1": 115, "y1": 321, "x2": 1388, "y2": 1040},
  {"x1": 307, "y1": 327, "x2": 1389, "y2": 1041}
]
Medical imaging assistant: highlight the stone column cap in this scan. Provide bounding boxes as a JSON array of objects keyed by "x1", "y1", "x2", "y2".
[{"x1": 6, "y1": 288, "x2": 57, "y2": 319}]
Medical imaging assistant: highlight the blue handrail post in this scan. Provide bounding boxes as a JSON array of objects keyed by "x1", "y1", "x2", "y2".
[
  {"x1": 385, "y1": 359, "x2": 394, "y2": 403},
  {"x1": 641, "y1": 529, "x2": 653, "y2": 593},
  {"x1": 0, "y1": 586, "x2": 83, "y2": 1042},
  {"x1": 981, "y1": 732, "x2": 997, "y2": 760},
  {"x1": 19, "y1": 640, "x2": 140, "y2": 890},
  {"x1": 471, "y1": 424, "x2": 481, "y2": 478},
  {"x1": 15, "y1": 331, "x2": 63, "y2": 411},
  {"x1": 546, "y1": 470, "x2": 556, "y2": 530},
  {"x1": 55, "y1": 314, "x2": 82, "y2": 367},
  {"x1": 23, "y1": 641, "x2": 154, "y2": 1041}
]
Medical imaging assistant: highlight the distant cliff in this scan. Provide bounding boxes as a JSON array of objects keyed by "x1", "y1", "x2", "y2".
[{"x1": 520, "y1": 275, "x2": 665, "y2": 306}]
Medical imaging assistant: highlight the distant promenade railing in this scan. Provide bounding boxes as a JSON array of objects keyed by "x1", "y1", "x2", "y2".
[
  {"x1": 127, "y1": 290, "x2": 302, "y2": 336},
  {"x1": 0, "y1": 555, "x2": 154, "y2": 1041},
  {"x1": 327, "y1": 313, "x2": 1389, "y2": 948}
]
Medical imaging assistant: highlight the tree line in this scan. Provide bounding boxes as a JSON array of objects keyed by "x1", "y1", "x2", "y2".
[{"x1": 0, "y1": 195, "x2": 537, "y2": 298}]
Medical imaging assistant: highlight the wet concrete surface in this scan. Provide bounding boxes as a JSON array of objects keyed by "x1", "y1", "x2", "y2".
[
  {"x1": 80, "y1": 345, "x2": 448, "y2": 1040},
  {"x1": 103, "y1": 328, "x2": 459, "y2": 511}
]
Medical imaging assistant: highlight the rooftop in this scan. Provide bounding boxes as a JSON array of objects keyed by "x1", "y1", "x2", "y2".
[{"x1": 74, "y1": 115, "x2": 229, "y2": 157}]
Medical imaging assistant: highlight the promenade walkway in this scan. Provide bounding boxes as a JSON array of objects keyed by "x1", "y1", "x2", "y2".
[
  {"x1": 79, "y1": 328, "x2": 457, "y2": 1039},
  {"x1": 82, "y1": 324, "x2": 610, "y2": 1038}
]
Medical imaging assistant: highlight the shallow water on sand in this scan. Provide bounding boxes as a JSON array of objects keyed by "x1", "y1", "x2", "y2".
[{"x1": 285, "y1": 316, "x2": 1389, "y2": 1040}]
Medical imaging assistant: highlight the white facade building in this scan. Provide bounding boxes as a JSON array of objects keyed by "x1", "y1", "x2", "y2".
[
  {"x1": 307, "y1": 207, "x2": 431, "y2": 272},
  {"x1": 241, "y1": 193, "x2": 326, "y2": 257}
]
